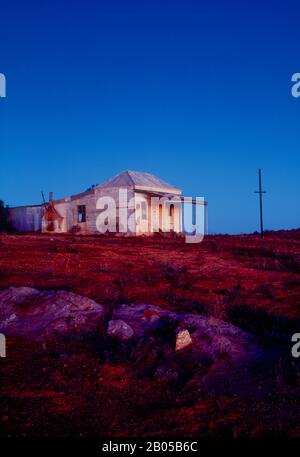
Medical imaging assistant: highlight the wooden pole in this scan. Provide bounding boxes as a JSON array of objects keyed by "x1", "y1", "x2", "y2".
[{"x1": 255, "y1": 169, "x2": 266, "y2": 237}]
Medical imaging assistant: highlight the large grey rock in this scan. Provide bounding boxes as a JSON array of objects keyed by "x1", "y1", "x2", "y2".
[
  {"x1": 113, "y1": 303, "x2": 260, "y2": 365},
  {"x1": 0, "y1": 287, "x2": 105, "y2": 339},
  {"x1": 112, "y1": 304, "x2": 265, "y2": 394}
]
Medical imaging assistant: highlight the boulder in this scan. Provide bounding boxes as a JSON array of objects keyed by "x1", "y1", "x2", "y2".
[
  {"x1": 0, "y1": 288, "x2": 263, "y2": 385},
  {"x1": 0, "y1": 287, "x2": 105, "y2": 340},
  {"x1": 113, "y1": 303, "x2": 260, "y2": 367},
  {"x1": 113, "y1": 303, "x2": 179, "y2": 338},
  {"x1": 107, "y1": 319, "x2": 134, "y2": 342}
]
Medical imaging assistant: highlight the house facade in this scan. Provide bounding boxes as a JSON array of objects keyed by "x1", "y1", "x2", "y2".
[{"x1": 8, "y1": 170, "x2": 186, "y2": 235}]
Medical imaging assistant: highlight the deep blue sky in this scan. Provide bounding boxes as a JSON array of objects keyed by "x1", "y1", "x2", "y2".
[{"x1": 0, "y1": 0, "x2": 299, "y2": 233}]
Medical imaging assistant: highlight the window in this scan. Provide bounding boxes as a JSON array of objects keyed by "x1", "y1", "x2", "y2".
[
  {"x1": 169, "y1": 204, "x2": 174, "y2": 218},
  {"x1": 78, "y1": 205, "x2": 86, "y2": 223},
  {"x1": 141, "y1": 201, "x2": 147, "y2": 220}
]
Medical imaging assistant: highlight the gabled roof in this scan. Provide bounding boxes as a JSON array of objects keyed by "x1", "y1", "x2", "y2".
[{"x1": 98, "y1": 170, "x2": 181, "y2": 194}]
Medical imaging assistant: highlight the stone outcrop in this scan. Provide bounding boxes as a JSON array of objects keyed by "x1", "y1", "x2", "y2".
[
  {"x1": 112, "y1": 303, "x2": 259, "y2": 362},
  {"x1": 0, "y1": 287, "x2": 105, "y2": 340},
  {"x1": 0, "y1": 288, "x2": 262, "y2": 387}
]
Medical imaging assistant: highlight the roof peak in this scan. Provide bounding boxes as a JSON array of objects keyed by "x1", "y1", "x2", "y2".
[{"x1": 98, "y1": 170, "x2": 181, "y2": 193}]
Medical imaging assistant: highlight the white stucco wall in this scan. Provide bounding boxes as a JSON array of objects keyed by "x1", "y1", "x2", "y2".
[{"x1": 9, "y1": 186, "x2": 183, "y2": 235}]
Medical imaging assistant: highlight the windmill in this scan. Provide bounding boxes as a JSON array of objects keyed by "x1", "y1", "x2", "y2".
[{"x1": 40, "y1": 191, "x2": 63, "y2": 232}]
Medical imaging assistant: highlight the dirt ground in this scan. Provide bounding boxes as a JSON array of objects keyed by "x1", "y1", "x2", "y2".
[{"x1": 1, "y1": 231, "x2": 300, "y2": 436}]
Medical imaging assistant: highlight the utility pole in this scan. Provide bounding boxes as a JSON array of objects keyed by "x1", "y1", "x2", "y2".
[{"x1": 255, "y1": 168, "x2": 266, "y2": 237}]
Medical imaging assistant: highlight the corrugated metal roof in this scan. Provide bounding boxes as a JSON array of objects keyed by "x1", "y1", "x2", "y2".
[{"x1": 98, "y1": 170, "x2": 181, "y2": 193}]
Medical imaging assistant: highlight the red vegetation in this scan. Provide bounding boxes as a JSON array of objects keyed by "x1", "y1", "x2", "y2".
[{"x1": 0, "y1": 231, "x2": 300, "y2": 436}]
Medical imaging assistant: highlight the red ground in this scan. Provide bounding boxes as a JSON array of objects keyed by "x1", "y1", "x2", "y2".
[{"x1": 1, "y1": 231, "x2": 300, "y2": 436}]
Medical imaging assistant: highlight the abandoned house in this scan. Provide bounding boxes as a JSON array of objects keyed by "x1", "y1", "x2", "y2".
[{"x1": 7, "y1": 170, "x2": 207, "y2": 235}]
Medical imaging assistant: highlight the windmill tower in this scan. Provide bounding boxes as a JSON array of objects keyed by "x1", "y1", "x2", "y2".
[{"x1": 41, "y1": 192, "x2": 63, "y2": 232}]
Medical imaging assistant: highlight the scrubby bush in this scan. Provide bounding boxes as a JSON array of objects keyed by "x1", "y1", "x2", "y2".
[{"x1": 0, "y1": 200, "x2": 11, "y2": 232}]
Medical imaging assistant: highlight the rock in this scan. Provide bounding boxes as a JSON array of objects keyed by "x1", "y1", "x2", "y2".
[
  {"x1": 115, "y1": 304, "x2": 179, "y2": 338},
  {"x1": 0, "y1": 288, "x2": 262, "y2": 382},
  {"x1": 107, "y1": 319, "x2": 134, "y2": 342},
  {"x1": 113, "y1": 303, "x2": 261, "y2": 366},
  {"x1": 0, "y1": 287, "x2": 105, "y2": 340},
  {"x1": 175, "y1": 329, "x2": 192, "y2": 351}
]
